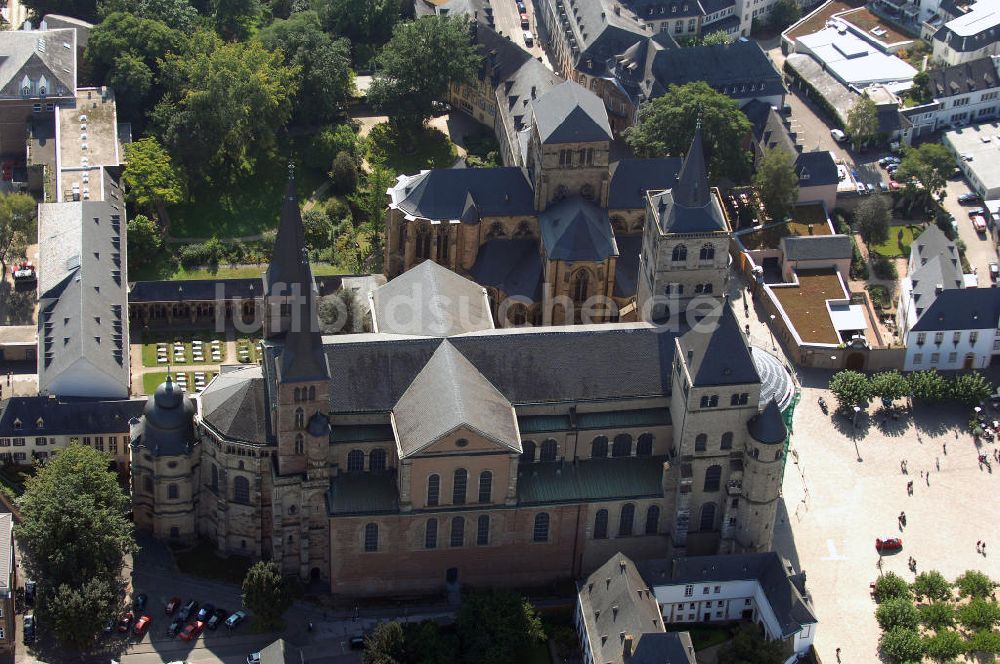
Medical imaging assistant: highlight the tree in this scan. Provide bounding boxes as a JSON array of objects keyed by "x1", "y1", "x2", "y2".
[
  {"x1": 855, "y1": 195, "x2": 890, "y2": 248},
  {"x1": 829, "y1": 370, "x2": 871, "y2": 412},
  {"x1": 950, "y1": 371, "x2": 993, "y2": 406},
  {"x1": 871, "y1": 370, "x2": 909, "y2": 402},
  {"x1": 213, "y1": 0, "x2": 262, "y2": 40},
  {"x1": 126, "y1": 215, "x2": 163, "y2": 271},
  {"x1": 754, "y1": 147, "x2": 798, "y2": 222},
  {"x1": 957, "y1": 597, "x2": 1000, "y2": 631},
  {"x1": 846, "y1": 93, "x2": 878, "y2": 149},
  {"x1": 318, "y1": 0, "x2": 400, "y2": 49},
  {"x1": 0, "y1": 193, "x2": 38, "y2": 274},
  {"x1": 956, "y1": 570, "x2": 997, "y2": 599},
  {"x1": 330, "y1": 151, "x2": 359, "y2": 194},
  {"x1": 404, "y1": 620, "x2": 460, "y2": 664},
  {"x1": 456, "y1": 590, "x2": 544, "y2": 664},
  {"x1": 318, "y1": 289, "x2": 358, "y2": 334},
  {"x1": 702, "y1": 31, "x2": 732, "y2": 45},
  {"x1": 874, "y1": 572, "x2": 911, "y2": 603},
  {"x1": 879, "y1": 627, "x2": 924, "y2": 664},
  {"x1": 912, "y1": 570, "x2": 952, "y2": 602},
  {"x1": 122, "y1": 137, "x2": 185, "y2": 214},
  {"x1": 302, "y1": 207, "x2": 333, "y2": 250},
  {"x1": 768, "y1": 0, "x2": 800, "y2": 30},
  {"x1": 363, "y1": 620, "x2": 405, "y2": 664},
  {"x1": 21, "y1": 0, "x2": 97, "y2": 21},
  {"x1": 895, "y1": 143, "x2": 955, "y2": 202},
  {"x1": 259, "y1": 11, "x2": 354, "y2": 125},
  {"x1": 717, "y1": 624, "x2": 786, "y2": 664},
  {"x1": 918, "y1": 602, "x2": 955, "y2": 630},
  {"x1": 968, "y1": 629, "x2": 1000, "y2": 654},
  {"x1": 922, "y1": 629, "x2": 966, "y2": 661},
  {"x1": 876, "y1": 597, "x2": 920, "y2": 631},
  {"x1": 304, "y1": 124, "x2": 359, "y2": 169},
  {"x1": 16, "y1": 445, "x2": 135, "y2": 650},
  {"x1": 153, "y1": 30, "x2": 299, "y2": 183},
  {"x1": 909, "y1": 70, "x2": 932, "y2": 105},
  {"x1": 908, "y1": 369, "x2": 949, "y2": 401},
  {"x1": 242, "y1": 561, "x2": 292, "y2": 630},
  {"x1": 369, "y1": 15, "x2": 481, "y2": 132},
  {"x1": 625, "y1": 81, "x2": 753, "y2": 183},
  {"x1": 97, "y1": 0, "x2": 200, "y2": 32},
  {"x1": 351, "y1": 165, "x2": 395, "y2": 227}
]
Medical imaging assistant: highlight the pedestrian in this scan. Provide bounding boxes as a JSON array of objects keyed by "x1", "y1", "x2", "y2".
[
  {"x1": 936, "y1": 457, "x2": 940, "y2": 471},
  {"x1": 977, "y1": 541, "x2": 982, "y2": 553},
  {"x1": 836, "y1": 647, "x2": 842, "y2": 662},
  {"x1": 983, "y1": 541, "x2": 987, "y2": 555},
  {"x1": 926, "y1": 472, "x2": 930, "y2": 486},
  {"x1": 907, "y1": 480, "x2": 913, "y2": 494},
  {"x1": 920, "y1": 470, "x2": 924, "y2": 479},
  {"x1": 943, "y1": 442, "x2": 947, "y2": 455}
]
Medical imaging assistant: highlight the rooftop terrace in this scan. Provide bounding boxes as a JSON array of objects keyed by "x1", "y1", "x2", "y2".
[
  {"x1": 771, "y1": 268, "x2": 848, "y2": 345},
  {"x1": 738, "y1": 205, "x2": 834, "y2": 251}
]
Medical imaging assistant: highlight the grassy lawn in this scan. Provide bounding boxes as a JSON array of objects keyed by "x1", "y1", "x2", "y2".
[
  {"x1": 366, "y1": 122, "x2": 458, "y2": 174},
  {"x1": 172, "y1": 539, "x2": 253, "y2": 585},
  {"x1": 870, "y1": 224, "x2": 924, "y2": 258},
  {"x1": 235, "y1": 337, "x2": 262, "y2": 364},
  {"x1": 140, "y1": 332, "x2": 227, "y2": 368},
  {"x1": 740, "y1": 217, "x2": 833, "y2": 250},
  {"x1": 142, "y1": 371, "x2": 218, "y2": 395}
]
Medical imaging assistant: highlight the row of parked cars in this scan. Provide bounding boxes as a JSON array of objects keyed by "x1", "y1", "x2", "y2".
[{"x1": 113, "y1": 593, "x2": 247, "y2": 643}]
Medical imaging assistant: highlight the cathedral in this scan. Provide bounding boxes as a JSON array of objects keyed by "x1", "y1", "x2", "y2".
[{"x1": 129, "y1": 150, "x2": 795, "y2": 596}]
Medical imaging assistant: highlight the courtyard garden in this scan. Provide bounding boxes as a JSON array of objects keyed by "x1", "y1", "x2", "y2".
[
  {"x1": 869, "y1": 224, "x2": 924, "y2": 258},
  {"x1": 142, "y1": 370, "x2": 218, "y2": 396},
  {"x1": 140, "y1": 332, "x2": 228, "y2": 368}
]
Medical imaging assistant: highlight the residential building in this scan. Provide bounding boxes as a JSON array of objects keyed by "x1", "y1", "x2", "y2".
[
  {"x1": 576, "y1": 553, "x2": 696, "y2": 664},
  {"x1": 0, "y1": 512, "x2": 12, "y2": 656},
  {"x1": 793, "y1": 27, "x2": 917, "y2": 88},
  {"x1": 641, "y1": 552, "x2": 818, "y2": 660},
  {"x1": 901, "y1": 56, "x2": 1000, "y2": 140},
  {"x1": 944, "y1": 121, "x2": 1000, "y2": 199},
  {"x1": 933, "y1": 0, "x2": 1000, "y2": 65}
]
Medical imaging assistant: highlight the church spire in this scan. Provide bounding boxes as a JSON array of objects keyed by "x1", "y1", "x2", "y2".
[
  {"x1": 674, "y1": 122, "x2": 710, "y2": 208},
  {"x1": 264, "y1": 164, "x2": 310, "y2": 302}
]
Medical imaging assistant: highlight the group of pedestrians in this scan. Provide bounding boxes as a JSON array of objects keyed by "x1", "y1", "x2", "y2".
[{"x1": 977, "y1": 541, "x2": 989, "y2": 555}]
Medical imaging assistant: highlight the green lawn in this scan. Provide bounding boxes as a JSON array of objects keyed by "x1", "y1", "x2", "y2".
[
  {"x1": 235, "y1": 337, "x2": 262, "y2": 364},
  {"x1": 172, "y1": 539, "x2": 253, "y2": 585},
  {"x1": 140, "y1": 332, "x2": 227, "y2": 368},
  {"x1": 870, "y1": 224, "x2": 924, "y2": 257},
  {"x1": 366, "y1": 122, "x2": 458, "y2": 174},
  {"x1": 131, "y1": 257, "x2": 348, "y2": 282},
  {"x1": 142, "y1": 371, "x2": 217, "y2": 395}
]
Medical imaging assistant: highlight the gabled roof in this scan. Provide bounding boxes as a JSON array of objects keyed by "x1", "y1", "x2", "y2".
[
  {"x1": 650, "y1": 127, "x2": 729, "y2": 234},
  {"x1": 780, "y1": 235, "x2": 852, "y2": 261},
  {"x1": 469, "y1": 239, "x2": 544, "y2": 301},
  {"x1": 907, "y1": 226, "x2": 964, "y2": 315},
  {"x1": 614, "y1": 234, "x2": 643, "y2": 297},
  {"x1": 371, "y1": 260, "x2": 493, "y2": 337},
  {"x1": 199, "y1": 366, "x2": 268, "y2": 445},
  {"x1": 539, "y1": 197, "x2": 618, "y2": 261},
  {"x1": 531, "y1": 80, "x2": 612, "y2": 144},
  {"x1": 391, "y1": 168, "x2": 535, "y2": 221},
  {"x1": 392, "y1": 341, "x2": 519, "y2": 457},
  {"x1": 255, "y1": 638, "x2": 304, "y2": 664},
  {"x1": 927, "y1": 56, "x2": 998, "y2": 99},
  {"x1": 747, "y1": 399, "x2": 787, "y2": 444},
  {"x1": 0, "y1": 28, "x2": 76, "y2": 99},
  {"x1": 0, "y1": 396, "x2": 143, "y2": 436},
  {"x1": 607, "y1": 158, "x2": 683, "y2": 210},
  {"x1": 678, "y1": 302, "x2": 760, "y2": 387},
  {"x1": 646, "y1": 40, "x2": 785, "y2": 102},
  {"x1": 795, "y1": 151, "x2": 839, "y2": 187},
  {"x1": 911, "y1": 287, "x2": 1000, "y2": 332}
]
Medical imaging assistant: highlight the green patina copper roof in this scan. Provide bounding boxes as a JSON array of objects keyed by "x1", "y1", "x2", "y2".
[
  {"x1": 329, "y1": 424, "x2": 394, "y2": 444},
  {"x1": 517, "y1": 456, "x2": 666, "y2": 505},
  {"x1": 518, "y1": 408, "x2": 671, "y2": 434},
  {"x1": 328, "y1": 472, "x2": 398, "y2": 516}
]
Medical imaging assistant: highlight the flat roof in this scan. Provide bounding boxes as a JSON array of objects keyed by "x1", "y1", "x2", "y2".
[
  {"x1": 57, "y1": 87, "x2": 120, "y2": 202},
  {"x1": 796, "y1": 27, "x2": 917, "y2": 86},
  {"x1": 828, "y1": 302, "x2": 867, "y2": 331},
  {"x1": 771, "y1": 268, "x2": 849, "y2": 345},
  {"x1": 785, "y1": 54, "x2": 858, "y2": 121},
  {"x1": 944, "y1": 123, "x2": 1000, "y2": 191},
  {"x1": 946, "y1": 0, "x2": 1000, "y2": 37}
]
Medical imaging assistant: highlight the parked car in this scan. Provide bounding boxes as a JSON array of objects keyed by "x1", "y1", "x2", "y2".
[
  {"x1": 166, "y1": 597, "x2": 181, "y2": 615},
  {"x1": 11, "y1": 261, "x2": 35, "y2": 282},
  {"x1": 178, "y1": 600, "x2": 198, "y2": 622},
  {"x1": 166, "y1": 618, "x2": 183, "y2": 637},
  {"x1": 225, "y1": 610, "x2": 248, "y2": 630},
  {"x1": 520, "y1": 11, "x2": 529, "y2": 28},
  {"x1": 516, "y1": 0, "x2": 526, "y2": 10},
  {"x1": 522, "y1": 30, "x2": 533, "y2": 46},
  {"x1": 349, "y1": 635, "x2": 366, "y2": 650},
  {"x1": 133, "y1": 615, "x2": 152, "y2": 637},
  {"x1": 830, "y1": 128, "x2": 847, "y2": 142},
  {"x1": 990, "y1": 262, "x2": 999, "y2": 282},
  {"x1": 247, "y1": 653, "x2": 262, "y2": 664},
  {"x1": 888, "y1": 179, "x2": 902, "y2": 191},
  {"x1": 973, "y1": 215, "x2": 988, "y2": 233},
  {"x1": 23, "y1": 615, "x2": 35, "y2": 644},
  {"x1": 866, "y1": 183, "x2": 876, "y2": 194},
  {"x1": 855, "y1": 182, "x2": 867, "y2": 195},
  {"x1": 876, "y1": 537, "x2": 903, "y2": 552},
  {"x1": 179, "y1": 620, "x2": 205, "y2": 642},
  {"x1": 118, "y1": 612, "x2": 134, "y2": 633},
  {"x1": 968, "y1": 206, "x2": 985, "y2": 216},
  {"x1": 958, "y1": 192, "x2": 981, "y2": 205},
  {"x1": 134, "y1": 593, "x2": 147, "y2": 613},
  {"x1": 207, "y1": 608, "x2": 228, "y2": 630},
  {"x1": 24, "y1": 580, "x2": 36, "y2": 604},
  {"x1": 196, "y1": 603, "x2": 215, "y2": 622}
]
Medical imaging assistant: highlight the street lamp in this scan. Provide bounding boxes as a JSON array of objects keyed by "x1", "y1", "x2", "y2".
[
  {"x1": 853, "y1": 405, "x2": 862, "y2": 428},
  {"x1": 769, "y1": 314, "x2": 777, "y2": 350}
]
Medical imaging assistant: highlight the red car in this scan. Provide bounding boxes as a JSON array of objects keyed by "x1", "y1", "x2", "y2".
[
  {"x1": 179, "y1": 620, "x2": 205, "y2": 641},
  {"x1": 973, "y1": 215, "x2": 988, "y2": 232},
  {"x1": 132, "y1": 615, "x2": 152, "y2": 637},
  {"x1": 118, "y1": 612, "x2": 134, "y2": 633},
  {"x1": 165, "y1": 597, "x2": 181, "y2": 615},
  {"x1": 876, "y1": 537, "x2": 903, "y2": 552},
  {"x1": 520, "y1": 11, "x2": 529, "y2": 28}
]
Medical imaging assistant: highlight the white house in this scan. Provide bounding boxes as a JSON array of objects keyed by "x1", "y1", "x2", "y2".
[
  {"x1": 932, "y1": 0, "x2": 1000, "y2": 66},
  {"x1": 901, "y1": 56, "x2": 1000, "y2": 141}
]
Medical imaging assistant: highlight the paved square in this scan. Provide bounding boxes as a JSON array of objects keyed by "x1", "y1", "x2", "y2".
[{"x1": 775, "y1": 374, "x2": 1000, "y2": 662}]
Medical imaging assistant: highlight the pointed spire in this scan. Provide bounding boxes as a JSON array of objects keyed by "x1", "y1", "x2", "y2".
[
  {"x1": 264, "y1": 167, "x2": 310, "y2": 300},
  {"x1": 674, "y1": 122, "x2": 710, "y2": 208},
  {"x1": 280, "y1": 275, "x2": 330, "y2": 382}
]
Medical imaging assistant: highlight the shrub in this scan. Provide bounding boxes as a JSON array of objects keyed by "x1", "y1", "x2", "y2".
[
  {"x1": 829, "y1": 370, "x2": 871, "y2": 412},
  {"x1": 956, "y1": 570, "x2": 997, "y2": 599},
  {"x1": 302, "y1": 207, "x2": 333, "y2": 250},
  {"x1": 880, "y1": 627, "x2": 924, "y2": 663},
  {"x1": 850, "y1": 238, "x2": 869, "y2": 280},
  {"x1": 303, "y1": 124, "x2": 359, "y2": 169},
  {"x1": 177, "y1": 238, "x2": 226, "y2": 269},
  {"x1": 868, "y1": 284, "x2": 891, "y2": 310},
  {"x1": 968, "y1": 629, "x2": 1000, "y2": 654},
  {"x1": 919, "y1": 602, "x2": 955, "y2": 630},
  {"x1": 330, "y1": 151, "x2": 359, "y2": 195},
  {"x1": 875, "y1": 572, "x2": 912, "y2": 603},
  {"x1": 324, "y1": 196, "x2": 353, "y2": 224},
  {"x1": 922, "y1": 629, "x2": 966, "y2": 661},
  {"x1": 912, "y1": 571, "x2": 952, "y2": 602},
  {"x1": 957, "y1": 598, "x2": 1000, "y2": 631},
  {"x1": 950, "y1": 372, "x2": 993, "y2": 407},
  {"x1": 877, "y1": 597, "x2": 920, "y2": 631},
  {"x1": 872, "y1": 254, "x2": 898, "y2": 280}
]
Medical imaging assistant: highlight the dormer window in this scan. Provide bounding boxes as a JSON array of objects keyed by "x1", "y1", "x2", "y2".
[
  {"x1": 35, "y1": 418, "x2": 44, "y2": 429},
  {"x1": 13, "y1": 419, "x2": 22, "y2": 430}
]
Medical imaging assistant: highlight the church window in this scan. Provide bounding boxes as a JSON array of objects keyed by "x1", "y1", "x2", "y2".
[
  {"x1": 612, "y1": 434, "x2": 632, "y2": 457},
  {"x1": 672, "y1": 245, "x2": 687, "y2": 262},
  {"x1": 416, "y1": 228, "x2": 432, "y2": 259},
  {"x1": 704, "y1": 465, "x2": 722, "y2": 492},
  {"x1": 578, "y1": 149, "x2": 586, "y2": 164},
  {"x1": 572, "y1": 270, "x2": 590, "y2": 305},
  {"x1": 695, "y1": 284, "x2": 703, "y2": 294},
  {"x1": 699, "y1": 243, "x2": 715, "y2": 260},
  {"x1": 370, "y1": 448, "x2": 387, "y2": 472},
  {"x1": 450, "y1": 517, "x2": 465, "y2": 547},
  {"x1": 427, "y1": 474, "x2": 440, "y2": 506},
  {"x1": 699, "y1": 503, "x2": 717, "y2": 531},
  {"x1": 294, "y1": 434, "x2": 304, "y2": 455},
  {"x1": 586, "y1": 148, "x2": 594, "y2": 165},
  {"x1": 695, "y1": 434, "x2": 708, "y2": 452},
  {"x1": 487, "y1": 222, "x2": 507, "y2": 239},
  {"x1": 308, "y1": 386, "x2": 315, "y2": 400},
  {"x1": 594, "y1": 509, "x2": 609, "y2": 539},
  {"x1": 168, "y1": 484, "x2": 178, "y2": 499},
  {"x1": 294, "y1": 408, "x2": 304, "y2": 428},
  {"x1": 703, "y1": 283, "x2": 714, "y2": 294},
  {"x1": 478, "y1": 471, "x2": 493, "y2": 503},
  {"x1": 645, "y1": 505, "x2": 661, "y2": 535},
  {"x1": 721, "y1": 432, "x2": 733, "y2": 450},
  {"x1": 591, "y1": 436, "x2": 608, "y2": 458},
  {"x1": 436, "y1": 229, "x2": 449, "y2": 263},
  {"x1": 477, "y1": 515, "x2": 490, "y2": 545},
  {"x1": 211, "y1": 464, "x2": 218, "y2": 492},
  {"x1": 521, "y1": 440, "x2": 536, "y2": 462},
  {"x1": 294, "y1": 387, "x2": 301, "y2": 402},
  {"x1": 618, "y1": 503, "x2": 635, "y2": 536},
  {"x1": 559, "y1": 149, "x2": 567, "y2": 166},
  {"x1": 425, "y1": 518, "x2": 438, "y2": 549},
  {"x1": 540, "y1": 439, "x2": 558, "y2": 461},
  {"x1": 533, "y1": 513, "x2": 550, "y2": 542},
  {"x1": 453, "y1": 469, "x2": 468, "y2": 505},
  {"x1": 347, "y1": 449, "x2": 364, "y2": 472},
  {"x1": 636, "y1": 433, "x2": 653, "y2": 456},
  {"x1": 514, "y1": 221, "x2": 533, "y2": 238},
  {"x1": 233, "y1": 476, "x2": 250, "y2": 504},
  {"x1": 364, "y1": 523, "x2": 378, "y2": 552},
  {"x1": 511, "y1": 305, "x2": 528, "y2": 326}
]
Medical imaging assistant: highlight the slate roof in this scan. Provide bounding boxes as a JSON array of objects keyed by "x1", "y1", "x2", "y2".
[
  {"x1": 392, "y1": 168, "x2": 535, "y2": 220},
  {"x1": 907, "y1": 226, "x2": 963, "y2": 316},
  {"x1": 641, "y1": 553, "x2": 816, "y2": 639},
  {"x1": 133, "y1": 377, "x2": 196, "y2": 457},
  {"x1": 371, "y1": 260, "x2": 493, "y2": 337},
  {"x1": 678, "y1": 302, "x2": 760, "y2": 387},
  {"x1": 559, "y1": 0, "x2": 650, "y2": 74},
  {"x1": 473, "y1": 24, "x2": 534, "y2": 85},
  {"x1": 608, "y1": 158, "x2": 683, "y2": 210},
  {"x1": 795, "y1": 151, "x2": 839, "y2": 187},
  {"x1": 629, "y1": 0, "x2": 705, "y2": 18},
  {"x1": 199, "y1": 366, "x2": 269, "y2": 445},
  {"x1": 254, "y1": 638, "x2": 304, "y2": 664},
  {"x1": 392, "y1": 341, "x2": 519, "y2": 457},
  {"x1": 518, "y1": 456, "x2": 667, "y2": 504},
  {"x1": 0, "y1": 28, "x2": 76, "y2": 100},
  {"x1": 531, "y1": 80, "x2": 613, "y2": 144},
  {"x1": 745, "y1": 100, "x2": 796, "y2": 156},
  {"x1": 0, "y1": 396, "x2": 143, "y2": 436},
  {"x1": 614, "y1": 234, "x2": 643, "y2": 297},
  {"x1": 700, "y1": 0, "x2": 735, "y2": 14},
  {"x1": 780, "y1": 235, "x2": 853, "y2": 261},
  {"x1": 911, "y1": 287, "x2": 1000, "y2": 332},
  {"x1": 539, "y1": 197, "x2": 619, "y2": 261},
  {"x1": 629, "y1": 632, "x2": 697, "y2": 664},
  {"x1": 747, "y1": 399, "x2": 787, "y2": 444},
  {"x1": 469, "y1": 239, "x2": 544, "y2": 301},
  {"x1": 645, "y1": 40, "x2": 784, "y2": 102},
  {"x1": 651, "y1": 128, "x2": 729, "y2": 234},
  {"x1": 264, "y1": 177, "x2": 311, "y2": 301},
  {"x1": 577, "y1": 553, "x2": 666, "y2": 664},
  {"x1": 128, "y1": 276, "x2": 343, "y2": 303},
  {"x1": 927, "y1": 56, "x2": 998, "y2": 99},
  {"x1": 0, "y1": 512, "x2": 11, "y2": 597}
]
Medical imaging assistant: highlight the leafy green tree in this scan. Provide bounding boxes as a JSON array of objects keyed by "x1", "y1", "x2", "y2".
[
  {"x1": 330, "y1": 151, "x2": 359, "y2": 194},
  {"x1": 855, "y1": 195, "x2": 891, "y2": 248},
  {"x1": 351, "y1": 165, "x2": 395, "y2": 227},
  {"x1": 908, "y1": 369, "x2": 949, "y2": 401},
  {"x1": 968, "y1": 629, "x2": 1000, "y2": 654},
  {"x1": 259, "y1": 11, "x2": 353, "y2": 125},
  {"x1": 846, "y1": 92, "x2": 878, "y2": 149},
  {"x1": 97, "y1": 0, "x2": 200, "y2": 32},
  {"x1": 950, "y1": 371, "x2": 993, "y2": 406},
  {"x1": 895, "y1": 143, "x2": 955, "y2": 202},
  {"x1": 122, "y1": 137, "x2": 185, "y2": 214},
  {"x1": 919, "y1": 602, "x2": 955, "y2": 630},
  {"x1": 126, "y1": 214, "x2": 163, "y2": 271},
  {"x1": 363, "y1": 620, "x2": 405, "y2": 664},
  {"x1": 768, "y1": 0, "x2": 800, "y2": 30},
  {"x1": 404, "y1": 620, "x2": 460, "y2": 664},
  {"x1": 909, "y1": 70, "x2": 932, "y2": 105},
  {"x1": 0, "y1": 193, "x2": 38, "y2": 274},
  {"x1": 153, "y1": 30, "x2": 299, "y2": 183},
  {"x1": 369, "y1": 15, "x2": 480, "y2": 132},
  {"x1": 874, "y1": 572, "x2": 912, "y2": 603},
  {"x1": 456, "y1": 590, "x2": 544, "y2": 664},
  {"x1": 302, "y1": 207, "x2": 333, "y2": 250},
  {"x1": 879, "y1": 627, "x2": 924, "y2": 664},
  {"x1": 16, "y1": 445, "x2": 135, "y2": 650},
  {"x1": 829, "y1": 370, "x2": 871, "y2": 412},
  {"x1": 304, "y1": 124, "x2": 360, "y2": 169},
  {"x1": 701, "y1": 30, "x2": 732, "y2": 45},
  {"x1": 922, "y1": 629, "x2": 966, "y2": 661},
  {"x1": 318, "y1": 0, "x2": 400, "y2": 49},
  {"x1": 242, "y1": 561, "x2": 292, "y2": 630},
  {"x1": 876, "y1": 597, "x2": 920, "y2": 631},
  {"x1": 957, "y1": 598, "x2": 1000, "y2": 631},
  {"x1": 22, "y1": 0, "x2": 97, "y2": 21},
  {"x1": 625, "y1": 81, "x2": 753, "y2": 183},
  {"x1": 213, "y1": 0, "x2": 262, "y2": 40},
  {"x1": 717, "y1": 624, "x2": 786, "y2": 664},
  {"x1": 754, "y1": 147, "x2": 798, "y2": 222},
  {"x1": 956, "y1": 570, "x2": 997, "y2": 599},
  {"x1": 912, "y1": 570, "x2": 952, "y2": 602},
  {"x1": 871, "y1": 370, "x2": 909, "y2": 402}
]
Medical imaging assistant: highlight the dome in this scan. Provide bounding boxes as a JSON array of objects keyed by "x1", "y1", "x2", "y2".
[{"x1": 140, "y1": 376, "x2": 196, "y2": 455}]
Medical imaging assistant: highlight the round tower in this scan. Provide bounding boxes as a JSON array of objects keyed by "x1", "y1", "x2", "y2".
[{"x1": 736, "y1": 399, "x2": 786, "y2": 552}]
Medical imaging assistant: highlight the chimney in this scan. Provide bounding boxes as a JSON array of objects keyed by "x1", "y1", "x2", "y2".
[
  {"x1": 623, "y1": 633, "x2": 635, "y2": 657},
  {"x1": 531, "y1": 85, "x2": 537, "y2": 98}
]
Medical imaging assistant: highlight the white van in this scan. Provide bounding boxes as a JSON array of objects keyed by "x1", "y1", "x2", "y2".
[{"x1": 523, "y1": 30, "x2": 534, "y2": 46}]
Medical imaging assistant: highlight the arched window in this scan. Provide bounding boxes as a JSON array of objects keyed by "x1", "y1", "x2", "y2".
[
  {"x1": 450, "y1": 516, "x2": 465, "y2": 547},
  {"x1": 478, "y1": 471, "x2": 493, "y2": 503},
  {"x1": 695, "y1": 434, "x2": 708, "y2": 452},
  {"x1": 699, "y1": 243, "x2": 715, "y2": 260},
  {"x1": 143, "y1": 475, "x2": 153, "y2": 493},
  {"x1": 703, "y1": 283, "x2": 714, "y2": 294},
  {"x1": 293, "y1": 387, "x2": 301, "y2": 402},
  {"x1": 452, "y1": 469, "x2": 468, "y2": 505},
  {"x1": 308, "y1": 386, "x2": 316, "y2": 401},
  {"x1": 511, "y1": 304, "x2": 528, "y2": 326},
  {"x1": 572, "y1": 270, "x2": 590, "y2": 305},
  {"x1": 347, "y1": 449, "x2": 364, "y2": 472},
  {"x1": 364, "y1": 523, "x2": 378, "y2": 552},
  {"x1": 540, "y1": 439, "x2": 558, "y2": 461},
  {"x1": 521, "y1": 440, "x2": 536, "y2": 462},
  {"x1": 168, "y1": 483, "x2": 178, "y2": 499},
  {"x1": 416, "y1": 228, "x2": 432, "y2": 259},
  {"x1": 294, "y1": 433, "x2": 304, "y2": 455},
  {"x1": 636, "y1": 433, "x2": 654, "y2": 456},
  {"x1": 369, "y1": 448, "x2": 387, "y2": 472},
  {"x1": 704, "y1": 465, "x2": 722, "y2": 492},
  {"x1": 425, "y1": 518, "x2": 438, "y2": 549},
  {"x1": 671, "y1": 244, "x2": 687, "y2": 262},
  {"x1": 645, "y1": 505, "x2": 660, "y2": 535},
  {"x1": 427, "y1": 474, "x2": 440, "y2": 506},
  {"x1": 720, "y1": 432, "x2": 733, "y2": 450},
  {"x1": 594, "y1": 509, "x2": 609, "y2": 539},
  {"x1": 294, "y1": 408, "x2": 304, "y2": 428},
  {"x1": 477, "y1": 515, "x2": 490, "y2": 545},
  {"x1": 233, "y1": 476, "x2": 250, "y2": 504},
  {"x1": 533, "y1": 513, "x2": 550, "y2": 542},
  {"x1": 612, "y1": 434, "x2": 632, "y2": 457},
  {"x1": 699, "y1": 503, "x2": 717, "y2": 531},
  {"x1": 592, "y1": 436, "x2": 609, "y2": 458},
  {"x1": 618, "y1": 503, "x2": 635, "y2": 536}
]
